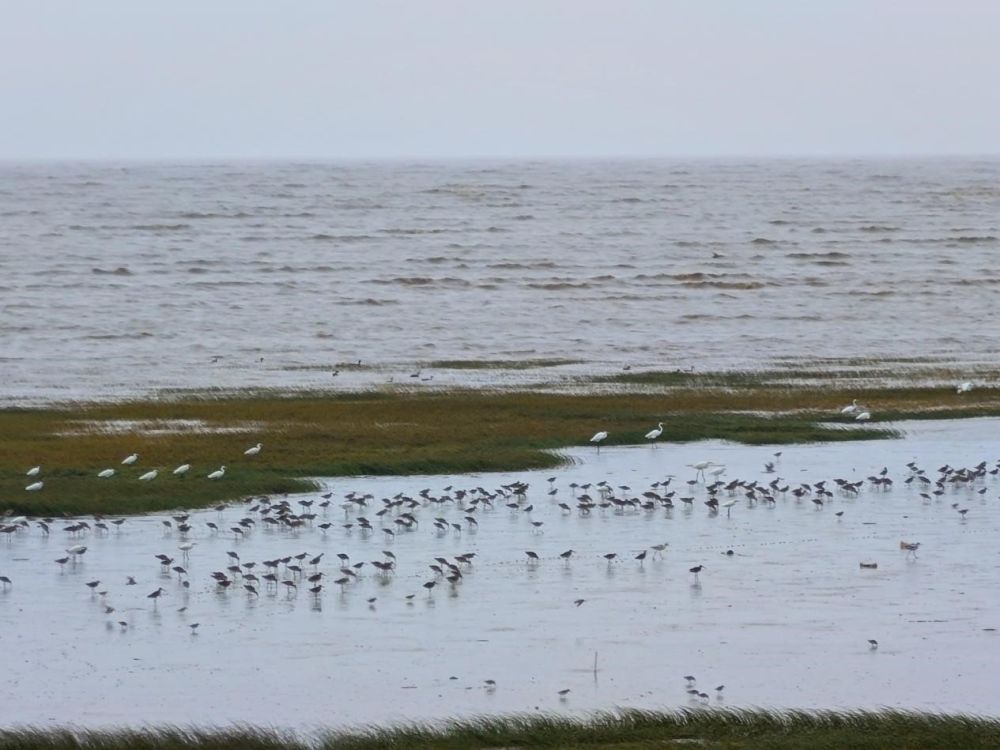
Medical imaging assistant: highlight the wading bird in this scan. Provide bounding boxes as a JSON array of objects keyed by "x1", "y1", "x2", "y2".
[{"x1": 590, "y1": 431, "x2": 608, "y2": 452}]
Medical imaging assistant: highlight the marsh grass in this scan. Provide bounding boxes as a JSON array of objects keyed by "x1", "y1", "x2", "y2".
[
  {"x1": 4, "y1": 375, "x2": 1000, "y2": 516},
  {"x1": 3, "y1": 710, "x2": 1000, "y2": 750}
]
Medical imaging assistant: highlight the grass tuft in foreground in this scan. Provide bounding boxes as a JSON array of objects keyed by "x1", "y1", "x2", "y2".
[{"x1": 3, "y1": 709, "x2": 1000, "y2": 749}]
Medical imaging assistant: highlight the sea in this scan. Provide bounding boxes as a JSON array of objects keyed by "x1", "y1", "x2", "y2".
[{"x1": 2, "y1": 158, "x2": 999, "y2": 404}]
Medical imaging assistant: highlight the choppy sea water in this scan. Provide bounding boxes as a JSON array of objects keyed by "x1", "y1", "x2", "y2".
[{"x1": 2, "y1": 158, "x2": 1000, "y2": 404}]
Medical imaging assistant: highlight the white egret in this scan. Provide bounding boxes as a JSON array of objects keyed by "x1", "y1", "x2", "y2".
[
  {"x1": 97, "y1": 468, "x2": 115, "y2": 478},
  {"x1": 243, "y1": 443, "x2": 262, "y2": 457},
  {"x1": 855, "y1": 411, "x2": 871, "y2": 422},
  {"x1": 138, "y1": 470, "x2": 158, "y2": 481},
  {"x1": 122, "y1": 453, "x2": 139, "y2": 465},
  {"x1": 957, "y1": 382, "x2": 973, "y2": 394},
  {"x1": 644, "y1": 422, "x2": 664, "y2": 446},
  {"x1": 25, "y1": 481, "x2": 43, "y2": 492},
  {"x1": 207, "y1": 465, "x2": 226, "y2": 480},
  {"x1": 688, "y1": 460, "x2": 715, "y2": 480},
  {"x1": 840, "y1": 399, "x2": 859, "y2": 415},
  {"x1": 173, "y1": 464, "x2": 191, "y2": 476},
  {"x1": 26, "y1": 466, "x2": 40, "y2": 477},
  {"x1": 589, "y1": 431, "x2": 608, "y2": 453}
]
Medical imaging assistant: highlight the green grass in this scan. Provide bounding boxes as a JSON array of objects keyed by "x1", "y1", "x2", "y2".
[
  {"x1": 3, "y1": 709, "x2": 1000, "y2": 749},
  {"x1": 4, "y1": 377, "x2": 1000, "y2": 516}
]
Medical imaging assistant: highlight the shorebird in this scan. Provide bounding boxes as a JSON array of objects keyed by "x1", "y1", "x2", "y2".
[
  {"x1": 244, "y1": 443, "x2": 262, "y2": 456},
  {"x1": 207, "y1": 466, "x2": 226, "y2": 480},
  {"x1": 868, "y1": 639, "x2": 879, "y2": 650},
  {"x1": 122, "y1": 453, "x2": 139, "y2": 465},
  {"x1": 840, "y1": 399, "x2": 859, "y2": 415},
  {"x1": 957, "y1": 381, "x2": 973, "y2": 394},
  {"x1": 645, "y1": 422, "x2": 664, "y2": 446},
  {"x1": 900, "y1": 541, "x2": 920, "y2": 558},
  {"x1": 173, "y1": 464, "x2": 191, "y2": 476},
  {"x1": 688, "y1": 461, "x2": 715, "y2": 480},
  {"x1": 26, "y1": 466, "x2": 40, "y2": 477},
  {"x1": 590, "y1": 431, "x2": 608, "y2": 452},
  {"x1": 97, "y1": 468, "x2": 115, "y2": 478},
  {"x1": 138, "y1": 470, "x2": 158, "y2": 482},
  {"x1": 25, "y1": 481, "x2": 43, "y2": 492},
  {"x1": 689, "y1": 564, "x2": 704, "y2": 579},
  {"x1": 855, "y1": 411, "x2": 871, "y2": 422}
]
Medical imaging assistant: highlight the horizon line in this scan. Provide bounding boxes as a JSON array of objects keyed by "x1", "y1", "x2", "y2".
[{"x1": 2, "y1": 152, "x2": 1000, "y2": 164}]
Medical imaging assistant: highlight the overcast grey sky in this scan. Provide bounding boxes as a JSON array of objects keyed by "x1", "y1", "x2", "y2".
[{"x1": 2, "y1": 1, "x2": 998, "y2": 159}]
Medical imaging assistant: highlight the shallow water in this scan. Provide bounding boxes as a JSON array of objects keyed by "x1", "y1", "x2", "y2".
[
  {"x1": 2, "y1": 418, "x2": 1000, "y2": 727},
  {"x1": 3, "y1": 158, "x2": 1000, "y2": 404}
]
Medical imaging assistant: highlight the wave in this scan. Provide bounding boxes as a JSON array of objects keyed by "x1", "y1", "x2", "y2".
[
  {"x1": 176, "y1": 211, "x2": 252, "y2": 219},
  {"x1": 786, "y1": 251, "x2": 851, "y2": 259},
  {"x1": 681, "y1": 280, "x2": 770, "y2": 290},
  {"x1": 527, "y1": 282, "x2": 593, "y2": 290},
  {"x1": 309, "y1": 233, "x2": 372, "y2": 242},
  {"x1": 129, "y1": 224, "x2": 191, "y2": 231},
  {"x1": 679, "y1": 313, "x2": 754, "y2": 321},
  {"x1": 489, "y1": 262, "x2": 558, "y2": 270},
  {"x1": 367, "y1": 276, "x2": 472, "y2": 288},
  {"x1": 380, "y1": 228, "x2": 449, "y2": 236},
  {"x1": 859, "y1": 225, "x2": 900, "y2": 232}
]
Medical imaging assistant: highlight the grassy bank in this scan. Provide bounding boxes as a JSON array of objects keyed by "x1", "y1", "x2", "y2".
[
  {"x1": 3, "y1": 709, "x2": 1000, "y2": 749},
  {"x1": 3, "y1": 376, "x2": 1000, "y2": 516}
]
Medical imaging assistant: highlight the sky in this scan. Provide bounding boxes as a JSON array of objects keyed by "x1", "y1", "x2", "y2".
[{"x1": 1, "y1": 1, "x2": 998, "y2": 159}]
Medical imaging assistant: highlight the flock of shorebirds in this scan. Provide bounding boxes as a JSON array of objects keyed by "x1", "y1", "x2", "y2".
[
  {"x1": 2, "y1": 399, "x2": 997, "y2": 701},
  {"x1": 20, "y1": 442, "x2": 263, "y2": 493}
]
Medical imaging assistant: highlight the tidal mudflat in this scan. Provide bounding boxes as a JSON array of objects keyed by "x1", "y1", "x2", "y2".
[{"x1": 2, "y1": 417, "x2": 1000, "y2": 728}]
